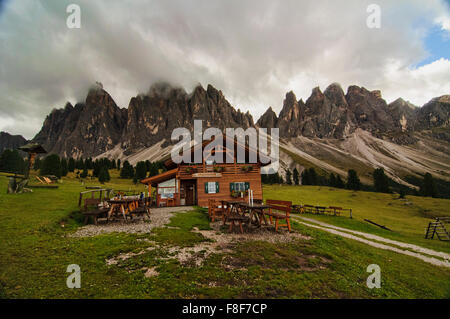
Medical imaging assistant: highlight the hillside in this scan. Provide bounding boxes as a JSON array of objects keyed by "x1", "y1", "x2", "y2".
[{"x1": 0, "y1": 173, "x2": 449, "y2": 298}]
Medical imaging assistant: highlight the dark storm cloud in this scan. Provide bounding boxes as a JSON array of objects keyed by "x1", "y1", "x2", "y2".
[{"x1": 0, "y1": 0, "x2": 449, "y2": 139}]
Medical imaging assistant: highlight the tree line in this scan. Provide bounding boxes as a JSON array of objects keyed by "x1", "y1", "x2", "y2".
[
  {"x1": 0, "y1": 148, "x2": 442, "y2": 197},
  {"x1": 0, "y1": 149, "x2": 166, "y2": 185},
  {"x1": 263, "y1": 166, "x2": 441, "y2": 198}
]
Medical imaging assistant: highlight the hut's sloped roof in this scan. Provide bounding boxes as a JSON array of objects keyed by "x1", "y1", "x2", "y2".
[{"x1": 18, "y1": 143, "x2": 47, "y2": 154}]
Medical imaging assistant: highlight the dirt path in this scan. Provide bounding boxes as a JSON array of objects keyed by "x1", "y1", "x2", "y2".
[
  {"x1": 291, "y1": 216, "x2": 450, "y2": 269},
  {"x1": 70, "y1": 206, "x2": 195, "y2": 237}
]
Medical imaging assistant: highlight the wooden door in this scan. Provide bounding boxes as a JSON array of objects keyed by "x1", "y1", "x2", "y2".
[{"x1": 185, "y1": 182, "x2": 195, "y2": 206}]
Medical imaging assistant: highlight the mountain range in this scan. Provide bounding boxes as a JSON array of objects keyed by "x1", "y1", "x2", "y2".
[{"x1": 1, "y1": 81, "x2": 449, "y2": 189}]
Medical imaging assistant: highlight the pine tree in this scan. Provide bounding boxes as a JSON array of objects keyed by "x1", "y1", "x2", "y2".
[
  {"x1": 40, "y1": 154, "x2": 62, "y2": 178},
  {"x1": 120, "y1": 161, "x2": 134, "y2": 179},
  {"x1": 68, "y1": 158, "x2": 75, "y2": 172},
  {"x1": 347, "y1": 169, "x2": 361, "y2": 191},
  {"x1": 33, "y1": 158, "x2": 42, "y2": 170},
  {"x1": 301, "y1": 169, "x2": 309, "y2": 185},
  {"x1": 149, "y1": 162, "x2": 159, "y2": 177},
  {"x1": 286, "y1": 169, "x2": 292, "y2": 185},
  {"x1": 80, "y1": 167, "x2": 88, "y2": 178},
  {"x1": 0, "y1": 149, "x2": 25, "y2": 174},
  {"x1": 117, "y1": 159, "x2": 121, "y2": 171},
  {"x1": 329, "y1": 173, "x2": 337, "y2": 187},
  {"x1": 336, "y1": 175, "x2": 345, "y2": 188},
  {"x1": 373, "y1": 168, "x2": 390, "y2": 193},
  {"x1": 98, "y1": 167, "x2": 110, "y2": 184},
  {"x1": 60, "y1": 158, "x2": 69, "y2": 176},
  {"x1": 308, "y1": 168, "x2": 318, "y2": 185},
  {"x1": 135, "y1": 161, "x2": 148, "y2": 181},
  {"x1": 93, "y1": 160, "x2": 101, "y2": 177},
  {"x1": 75, "y1": 158, "x2": 85, "y2": 170},
  {"x1": 293, "y1": 168, "x2": 299, "y2": 185},
  {"x1": 420, "y1": 173, "x2": 438, "y2": 198}
]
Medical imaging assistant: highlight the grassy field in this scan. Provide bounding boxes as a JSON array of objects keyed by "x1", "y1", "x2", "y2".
[
  {"x1": 0, "y1": 173, "x2": 449, "y2": 298},
  {"x1": 263, "y1": 185, "x2": 450, "y2": 254}
]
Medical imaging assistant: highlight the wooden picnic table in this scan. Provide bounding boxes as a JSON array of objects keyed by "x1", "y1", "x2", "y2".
[
  {"x1": 107, "y1": 197, "x2": 140, "y2": 221},
  {"x1": 237, "y1": 203, "x2": 270, "y2": 227}
]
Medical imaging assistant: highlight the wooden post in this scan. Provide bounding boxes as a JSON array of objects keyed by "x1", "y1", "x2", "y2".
[{"x1": 25, "y1": 153, "x2": 36, "y2": 179}]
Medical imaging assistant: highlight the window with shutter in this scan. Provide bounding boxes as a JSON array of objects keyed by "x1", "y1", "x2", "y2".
[
  {"x1": 205, "y1": 182, "x2": 218, "y2": 194},
  {"x1": 230, "y1": 182, "x2": 249, "y2": 192}
]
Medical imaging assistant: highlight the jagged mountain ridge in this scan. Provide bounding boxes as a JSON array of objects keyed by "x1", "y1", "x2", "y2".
[
  {"x1": 1, "y1": 81, "x2": 449, "y2": 188},
  {"x1": 257, "y1": 83, "x2": 448, "y2": 140},
  {"x1": 33, "y1": 82, "x2": 254, "y2": 158}
]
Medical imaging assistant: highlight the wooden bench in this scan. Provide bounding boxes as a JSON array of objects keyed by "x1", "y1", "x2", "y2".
[
  {"x1": 82, "y1": 198, "x2": 108, "y2": 225},
  {"x1": 303, "y1": 204, "x2": 315, "y2": 214},
  {"x1": 83, "y1": 209, "x2": 108, "y2": 225},
  {"x1": 130, "y1": 197, "x2": 151, "y2": 220},
  {"x1": 227, "y1": 214, "x2": 250, "y2": 234},
  {"x1": 265, "y1": 199, "x2": 292, "y2": 232},
  {"x1": 328, "y1": 206, "x2": 343, "y2": 216}
]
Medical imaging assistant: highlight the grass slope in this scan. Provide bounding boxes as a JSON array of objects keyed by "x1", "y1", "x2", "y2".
[
  {"x1": 263, "y1": 185, "x2": 450, "y2": 254},
  {"x1": 0, "y1": 174, "x2": 449, "y2": 298}
]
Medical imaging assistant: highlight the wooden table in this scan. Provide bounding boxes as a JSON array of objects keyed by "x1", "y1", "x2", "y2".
[
  {"x1": 107, "y1": 198, "x2": 140, "y2": 221},
  {"x1": 237, "y1": 203, "x2": 270, "y2": 227},
  {"x1": 221, "y1": 200, "x2": 245, "y2": 225}
]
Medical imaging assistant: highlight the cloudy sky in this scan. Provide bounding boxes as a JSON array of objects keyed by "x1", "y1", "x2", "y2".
[{"x1": 0, "y1": 0, "x2": 449, "y2": 139}]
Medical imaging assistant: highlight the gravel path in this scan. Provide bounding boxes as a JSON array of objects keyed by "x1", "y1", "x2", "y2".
[
  {"x1": 292, "y1": 216, "x2": 450, "y2": 268},
  {"x1": 69, "y1": 206, "x2": 195, "y2": 237}
]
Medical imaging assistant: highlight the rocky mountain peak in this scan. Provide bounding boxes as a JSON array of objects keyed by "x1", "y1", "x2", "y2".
[
  {"x1": 0, "y1": 131, "x2": 28, "y2": 153},
  {"x1": 415, "y1": 95, "x2": 450, "y2": 131},
  {"x1": 257, "y1": 106, "x2": 278, "y2": 129}
]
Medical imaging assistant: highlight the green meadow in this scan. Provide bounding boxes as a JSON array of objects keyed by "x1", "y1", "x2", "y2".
[{"x1": 0, "y1": 173, "x2": 449, "y2": 299}]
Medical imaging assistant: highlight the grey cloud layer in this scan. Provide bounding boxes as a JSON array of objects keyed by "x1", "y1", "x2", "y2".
[{"x1": 0, "y1": 0, "x2": 449, "y2": 139}]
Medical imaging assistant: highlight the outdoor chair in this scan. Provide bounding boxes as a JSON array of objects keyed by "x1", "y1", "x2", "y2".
[{"x1": 208, "y1": 199, "x2": 225, "y2": 222}]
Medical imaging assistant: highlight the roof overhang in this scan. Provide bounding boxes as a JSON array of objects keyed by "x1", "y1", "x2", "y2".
[
  {"x1": 140, "y1": 168, "x2": 178, "y2": 186},
  {"x1": 163, "y1": 134, "x2": 272, "y2": 168},
  {"x1": 18, "y1": 143, "x2": 47, "y2": 154}
]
